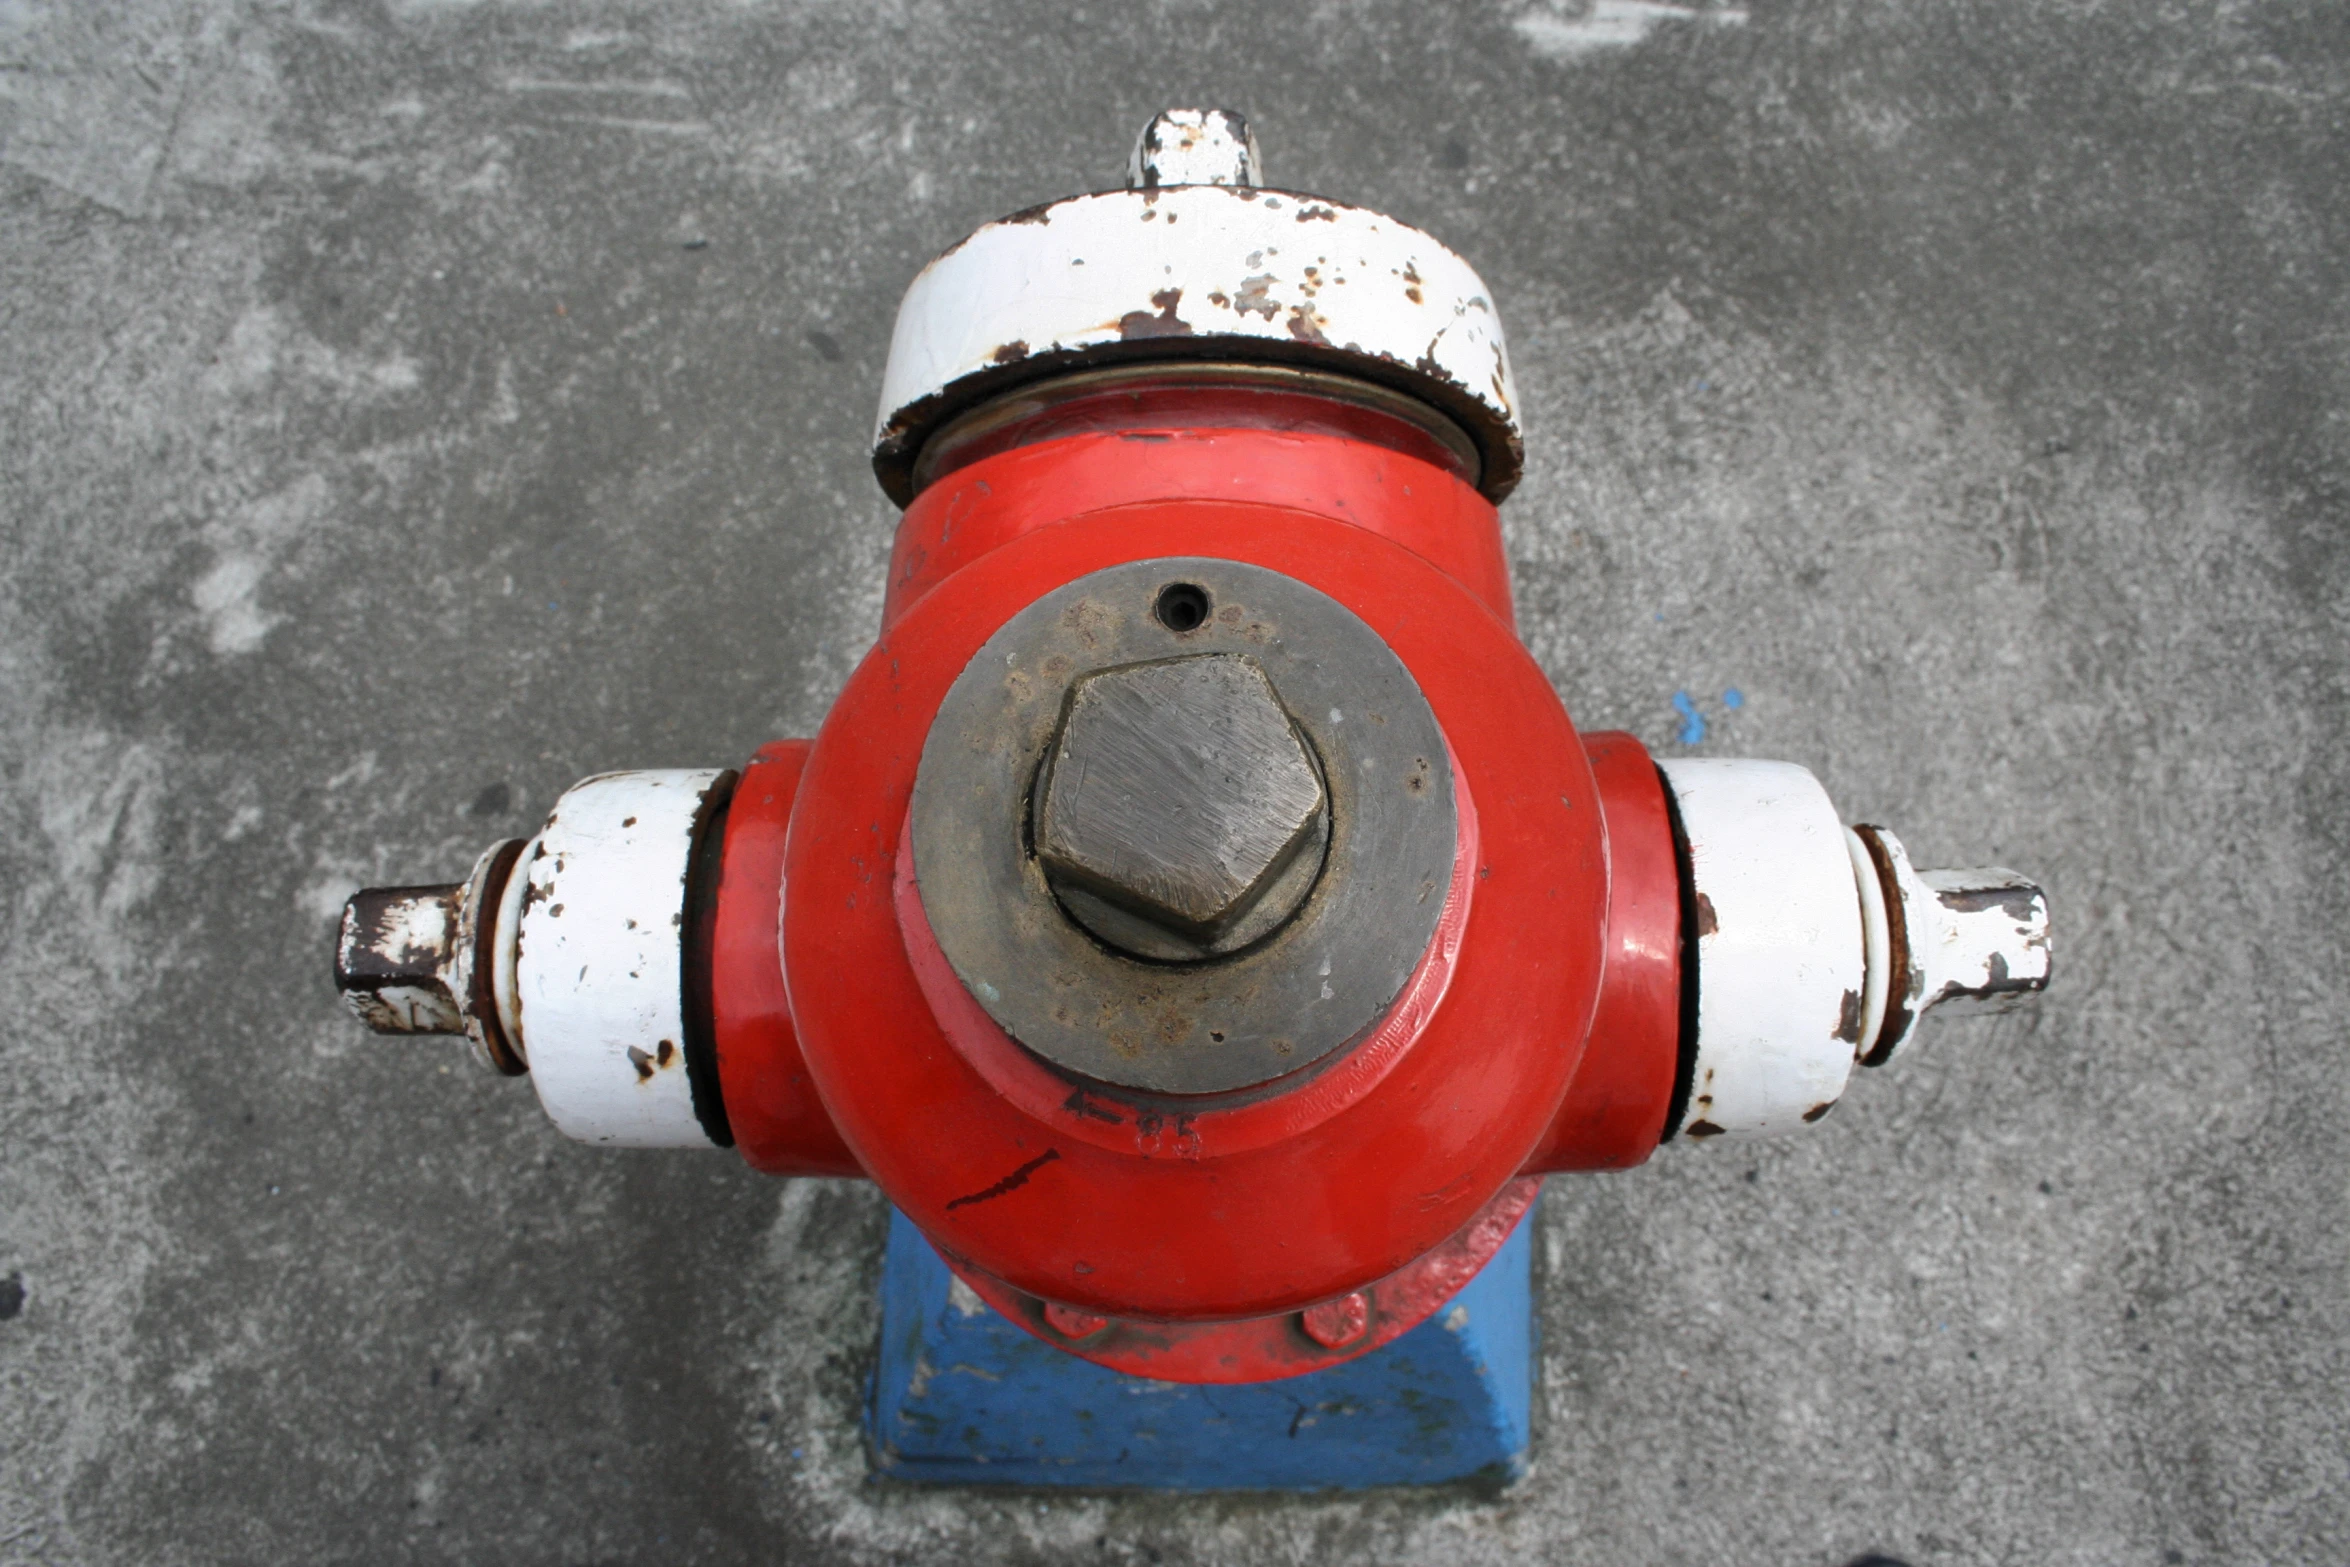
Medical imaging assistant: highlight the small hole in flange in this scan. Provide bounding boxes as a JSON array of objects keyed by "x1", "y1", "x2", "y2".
[{"x1": 1155, "y1": 582, "x2": 1211, "y2": 633}]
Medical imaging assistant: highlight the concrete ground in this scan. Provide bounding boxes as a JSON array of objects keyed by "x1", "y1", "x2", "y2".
[{"x1": 3, "y1": 1, "x2": 2345, "y2": 1562}]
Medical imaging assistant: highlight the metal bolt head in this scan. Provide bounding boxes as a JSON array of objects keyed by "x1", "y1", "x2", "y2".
[
  {"x1": 1299, "y1": 1291, "x2": 1371, "y2": 1350},
  {"x1": 1852, "y1": 825, "x2": 2053, "y2": 1068},
  {"x1": 334, "y1": 839, "x2": 528, "y2": 1073},
  {"x1": 1042, "y1": 1301, "x2": 1110, "y2": 1341},
  {"x1": 1127, "y1": 108, "x2": 1262, "y2": 190},
  {"x1": 1033, "y1": 653, "x2": 1326, "y2": 954},
  {"x1": 336, "y1": 885, "x2": 468, "y2": 1034}
]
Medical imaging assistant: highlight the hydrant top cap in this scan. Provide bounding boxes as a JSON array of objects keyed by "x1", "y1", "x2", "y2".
[{"x1": 871, "y1": 109, "x2": 1523, "y2": 507}]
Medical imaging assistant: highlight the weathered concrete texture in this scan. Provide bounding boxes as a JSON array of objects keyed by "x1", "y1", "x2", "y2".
[{"x1": 0, "y1": 1, "x2": 2343, "y2": 1562}]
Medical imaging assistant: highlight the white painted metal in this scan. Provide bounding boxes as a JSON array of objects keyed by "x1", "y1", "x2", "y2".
[
  {"x1": 513, "y1": 769, "x2": 726, "y2": 1149},
  {"x1": 873, "y1": 182, "x2": 1521, "y2": 496},
  {"x1": 1845, "y1": 826, "x2": 1892, "y2": 1065},
  {"x1": 1659, "y1": 759, "x2": 1866, "y2": 1139},
  {"x1": 1128, "y1": 108, "x2": 1262, "y2": 189},
  {"x1": 1857, "y1": 826, "x2": 2053, "y2": 1065}
]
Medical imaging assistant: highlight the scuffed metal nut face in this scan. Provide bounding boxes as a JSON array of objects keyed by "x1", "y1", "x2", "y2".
[
  {"x1": 1033, "y1": 653, "x2": 1326, "y2": 952},
  {"x1": 336, "y1": 885, "x2": 467, "y2": 1033}
]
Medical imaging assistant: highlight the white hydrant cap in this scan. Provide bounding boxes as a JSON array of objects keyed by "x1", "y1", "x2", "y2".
[{"x1": 870, "y1": 108, "x2": 1524, "y2": 505}]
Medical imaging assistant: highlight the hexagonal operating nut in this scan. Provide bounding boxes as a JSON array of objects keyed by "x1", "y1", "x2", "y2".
[{"x1": 1033, "y1": 654, "x2": 1326, "y2": 950}]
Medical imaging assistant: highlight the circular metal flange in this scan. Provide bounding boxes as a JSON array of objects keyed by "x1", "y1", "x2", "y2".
[
  {"x1": 909, "y1": 558, "x2": 1457, "y2": 1098},
  {"x1": 941, "y1": 1175, "x2": 1543, "y2": 1384},
  {"x1": 909, "y1": 361, "x2": 1481, "y2": 499}
]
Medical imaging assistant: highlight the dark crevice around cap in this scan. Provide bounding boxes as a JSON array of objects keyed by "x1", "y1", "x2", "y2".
[
  {"x1": 470, "y1": 840, "x2": 528, "y2": 1075},
  {"x1": 875, "y1": 335, "x2": 1518, "y2": 508},
  {"x1": 1852, "y1": 825, "x2": 1912, "y2": 1068},
  {"x1": 681, "y1": 769, "x2": 742, "y2": 1149},
  {"x1": 1655, "y1": 766, "x2": 1702, "y2": 1144}
]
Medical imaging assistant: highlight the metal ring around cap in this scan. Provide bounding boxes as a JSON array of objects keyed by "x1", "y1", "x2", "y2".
[
  {"x1": 909, "y1": 558, "x2": 1458, "y2": 1098},
  {"x1": 910, "y1": 361, "x2": 1483, "y2": 498}
]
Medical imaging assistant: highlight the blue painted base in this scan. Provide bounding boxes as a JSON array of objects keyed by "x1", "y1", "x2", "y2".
[{"x1": 866, "y1": 1205, "x2": 1535, "y2": 1491}]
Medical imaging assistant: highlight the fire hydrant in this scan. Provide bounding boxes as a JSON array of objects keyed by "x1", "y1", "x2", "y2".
[{"x1": 336, "y1": 110, "x2": 2049, "y2": 1481}]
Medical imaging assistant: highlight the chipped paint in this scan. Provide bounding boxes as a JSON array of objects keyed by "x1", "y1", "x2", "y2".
[
  {"x1": 1128, "y1": 107, "x2": 1261, "y2": 190},
  {"x1": 512, "y1": 768, "x2": 734, "y2": 1149},
  {"x1": 1851, "y1": 825, "x2": 2053, "y2": 1067},
  {"x1": 1655, "y1": 763, "x2": 2053, "y2": 1138},
  {"x1": 335, "y1": 838, "x2": 527, "y2": 1075},
  {"x1": 871, "y1": 183, "x2": 1522, "y2": 505},
  {"x1": 1658, "y1": 759, "x2": 1865, "y2": 1140}
]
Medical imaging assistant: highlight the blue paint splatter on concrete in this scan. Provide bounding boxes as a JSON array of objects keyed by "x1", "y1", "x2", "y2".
[
  {"x1": 1723, "y1": 688, "x2": 1745, "y2": 710},
  {"x1": 1672, "y1": 690, "x2": 1705, "y2": 745}
]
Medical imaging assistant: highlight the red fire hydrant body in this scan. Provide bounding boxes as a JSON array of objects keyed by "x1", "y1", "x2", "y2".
[
  {"x1": 708, "y1": 416, "x2": 1679, "y2": 1376},
  {"x1": 334, "y1": 110, "x2": 2050, "y2": 1389}
]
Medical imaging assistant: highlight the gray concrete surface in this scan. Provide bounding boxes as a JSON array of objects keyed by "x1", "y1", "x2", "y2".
[{"x1": 2, "y1": 1, "x2": 2344, "y2": 1562}]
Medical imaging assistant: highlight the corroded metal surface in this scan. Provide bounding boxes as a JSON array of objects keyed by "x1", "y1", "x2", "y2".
[
  {"x1": 449, "y1": 838, "x2": 529, "y2": 1075},
  {"x1": 1033, "y1": 652, "x2": 1328, "y2": 957},
  {"x1": 871, "y1": 182, "x2": 1522, "y2": 505},
  {"x1": 935, "y1": 1175, "x2": 1543, "y2": 1384},
  {"x1": 1655, "y1": 761, "x2": 2058, "y2": 1139},
  {"x1": 909, "y1": 558, "x2": 1456, "y2": 1097},
  {"x1": 1852, "y1": 825, "x2": 2053, "y2": 1068},
  {"x1": 1128, "y1": 107, "x2": 1262, "y2": 190},
  {"x1": 336, "y1": 883, "x2": 467, "y2": 1035},
  {"x1": 335, "y1": 838, "x2": 526, "y2": 1074}
]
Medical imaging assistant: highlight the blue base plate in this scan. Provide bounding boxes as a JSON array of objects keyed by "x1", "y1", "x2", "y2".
[{"x1": 867, "y1": 1202, "x2": 1535, "y2": 1491}]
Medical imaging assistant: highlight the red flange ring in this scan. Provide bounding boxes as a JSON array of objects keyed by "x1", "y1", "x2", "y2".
[
  {"x1": 710, "y1": 740, "x2": 862, "y2": 1176},
  {"x1": 783, "y1": 500, "x2": 1607, "y2": 1323},
  {"x1": 1522, "y1": 731, "x2": 1684, "y2": 1171},
  {"x1": 943, "y1": 1176, "x2": 1544, "y2": 1384},
  {"x1": 884, "y1": 428, "x2": 1517, "y2": 632}
]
